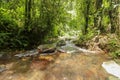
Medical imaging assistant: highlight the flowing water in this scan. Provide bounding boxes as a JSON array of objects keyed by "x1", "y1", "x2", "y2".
[
  {"x1": 0, "y1": 34, "x2": 120, "y2": 80},
  {"x1": 0, "y1": 52, "x2": 119, "y2": 80}
]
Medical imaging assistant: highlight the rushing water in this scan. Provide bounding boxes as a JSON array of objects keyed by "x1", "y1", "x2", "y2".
[
  {"x1": 1, "y1": 52, "x2": 119, "y2": 80},
  {"x1": 0, "y1": 33, "x2": 120, "y2": 80}
]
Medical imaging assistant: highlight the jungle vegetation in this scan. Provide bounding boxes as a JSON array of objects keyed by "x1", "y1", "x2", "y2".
[{"x1": 0, "y1": 0, "x2": 120, "y2": 57}]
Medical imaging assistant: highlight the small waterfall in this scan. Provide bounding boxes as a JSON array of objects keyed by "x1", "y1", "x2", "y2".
[{"x1": 58, "y1": 34, "x2": 97, "y2": 54}]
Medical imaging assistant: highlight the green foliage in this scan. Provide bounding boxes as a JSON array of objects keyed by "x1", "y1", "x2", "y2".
[
  {"x1": 78, "y1": 28, "x2": 96, "y2": 45},
  {"x1": 0, "y1": 0, "x2": 120, "y2": 51},
  {"x1": 107, "y1": 37, "x2": 120, "y2": 58},
  {"x1": 0, "y1": 8, "x2": 29, "y2": 49},
  {"x1": 107, "y1": 39, "x2": 119, "y2": 51},
  {"x1": 0, "y1": 33, "x2": 10, "y2": 46},
  {"x1": 111, "y1": 50, "x2": 120, "y2": 58},
  {"x1": 0, "y1": 32, "x2": 29, "y2": 49},
  {"x1": 0, "y1": 0, "x2": 67, "y2": 50},
  {"x1": 68, "y1": 19, "x2": 78, "y2": 30}
]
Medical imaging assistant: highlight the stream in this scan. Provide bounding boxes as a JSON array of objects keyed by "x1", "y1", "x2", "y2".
[{"x1": 0, "y1": 34, "x2": 120, "y2": 80}]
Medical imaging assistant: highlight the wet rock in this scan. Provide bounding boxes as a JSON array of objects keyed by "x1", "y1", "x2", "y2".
[
  {"x1": 0, "y1": 65, "x2": 6, "y2": 73},
  {"x1": 38, "y1": 44, "x2": 56, "y2": 54},
  {"x1": 14, "y1": 53, "x2": 24, "y2": 58},
  {"x1": 56, "y1": 40, "x2": 66, "y2": 47},
  {"x1": 14, "y1": 49, "x2": 39, "y2": 58},
  {"x1": 57, "y1": 48, "x2": 66, "y2": 53},
  {"x1": 42, "y1": 48, "x2": 56, "y2": 53},
  {"x1": 24, "y1": 49, "x2": 39, "y2": 56}
]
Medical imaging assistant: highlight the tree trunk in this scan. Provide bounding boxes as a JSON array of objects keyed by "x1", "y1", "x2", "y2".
[
  {"x1": 109, "y1": 0, "x2": 116, "y2": 33},
  {"x1": 25, "y1": 0, "x2": 31, "y2": 27},
  {"x1": 115, "y1": 0, "x2": 120, "y2": 35},
  {"x1": 28, "y1": 0, "x2": 31, "y2": 21},
  {"x1": 94, "y1": 0, "x2": 103, "y2": 32},
  {"x1": 83, "y1": 0, "x2": 90, "y2": 35},
  {"x1": 108, "y1": 0, "x2": 120, "y2": 34}
]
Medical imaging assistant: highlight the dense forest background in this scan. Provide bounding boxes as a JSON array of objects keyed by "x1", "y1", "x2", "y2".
[{"x1": 0, "y1": 0, "x2": 120, "y2": 57}]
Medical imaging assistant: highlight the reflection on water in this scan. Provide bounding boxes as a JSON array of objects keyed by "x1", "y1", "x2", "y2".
[
  {"x1": 0, "y1": 51, "x2": 117, "y2": 80},
  {"x1": 0, "y1": 34, "x2": 119, "y2": 80}
]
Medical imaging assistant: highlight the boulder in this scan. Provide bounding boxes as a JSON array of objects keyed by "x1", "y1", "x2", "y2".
[
  {"x1": 56, "y1": 40, "x2": 66, "y2": 47},
  {"x1": 14, "y1": 49, "x2": 39, "y2": 58},
  {"x1": 37, "y1": 44, "x2": 56, "y2": 54}
]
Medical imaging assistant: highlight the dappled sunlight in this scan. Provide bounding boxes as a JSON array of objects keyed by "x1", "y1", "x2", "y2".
[
  {"x1": 0, "y1": 34, "x2": 119, "y2": 80},
  {"x1": 0, "y1": 0, "x2": 120, "y2": 80},
  {"x1": 0, "y1": 52, "x2": 116, "y2": 80},
  {"x1": 0, "y1": 31, "x2": 119, "y2": 80}
]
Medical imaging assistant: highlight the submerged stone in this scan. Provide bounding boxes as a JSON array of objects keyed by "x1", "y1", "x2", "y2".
[
  {"x1": 14, "y1": 49, "x2": 39, "y2": 58},
  {"x1": 108, "y1": 76, "x2": 120, "y2": 80},
  {"x1": 0, "y1": 65, "x2": 6, "y2": 73}
]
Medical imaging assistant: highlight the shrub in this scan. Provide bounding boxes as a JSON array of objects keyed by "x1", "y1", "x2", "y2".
[
  {"x1": 107, "y1": 37, "x2": 120, "y2": 58},
  {"x1": 0, "y1": 8, "x2": 29, "y2": 49}
]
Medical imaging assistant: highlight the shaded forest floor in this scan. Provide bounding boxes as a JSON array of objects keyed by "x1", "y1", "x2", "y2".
[{"x1": 0, "y1": 51, "x2": 119, "y2": 80}]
